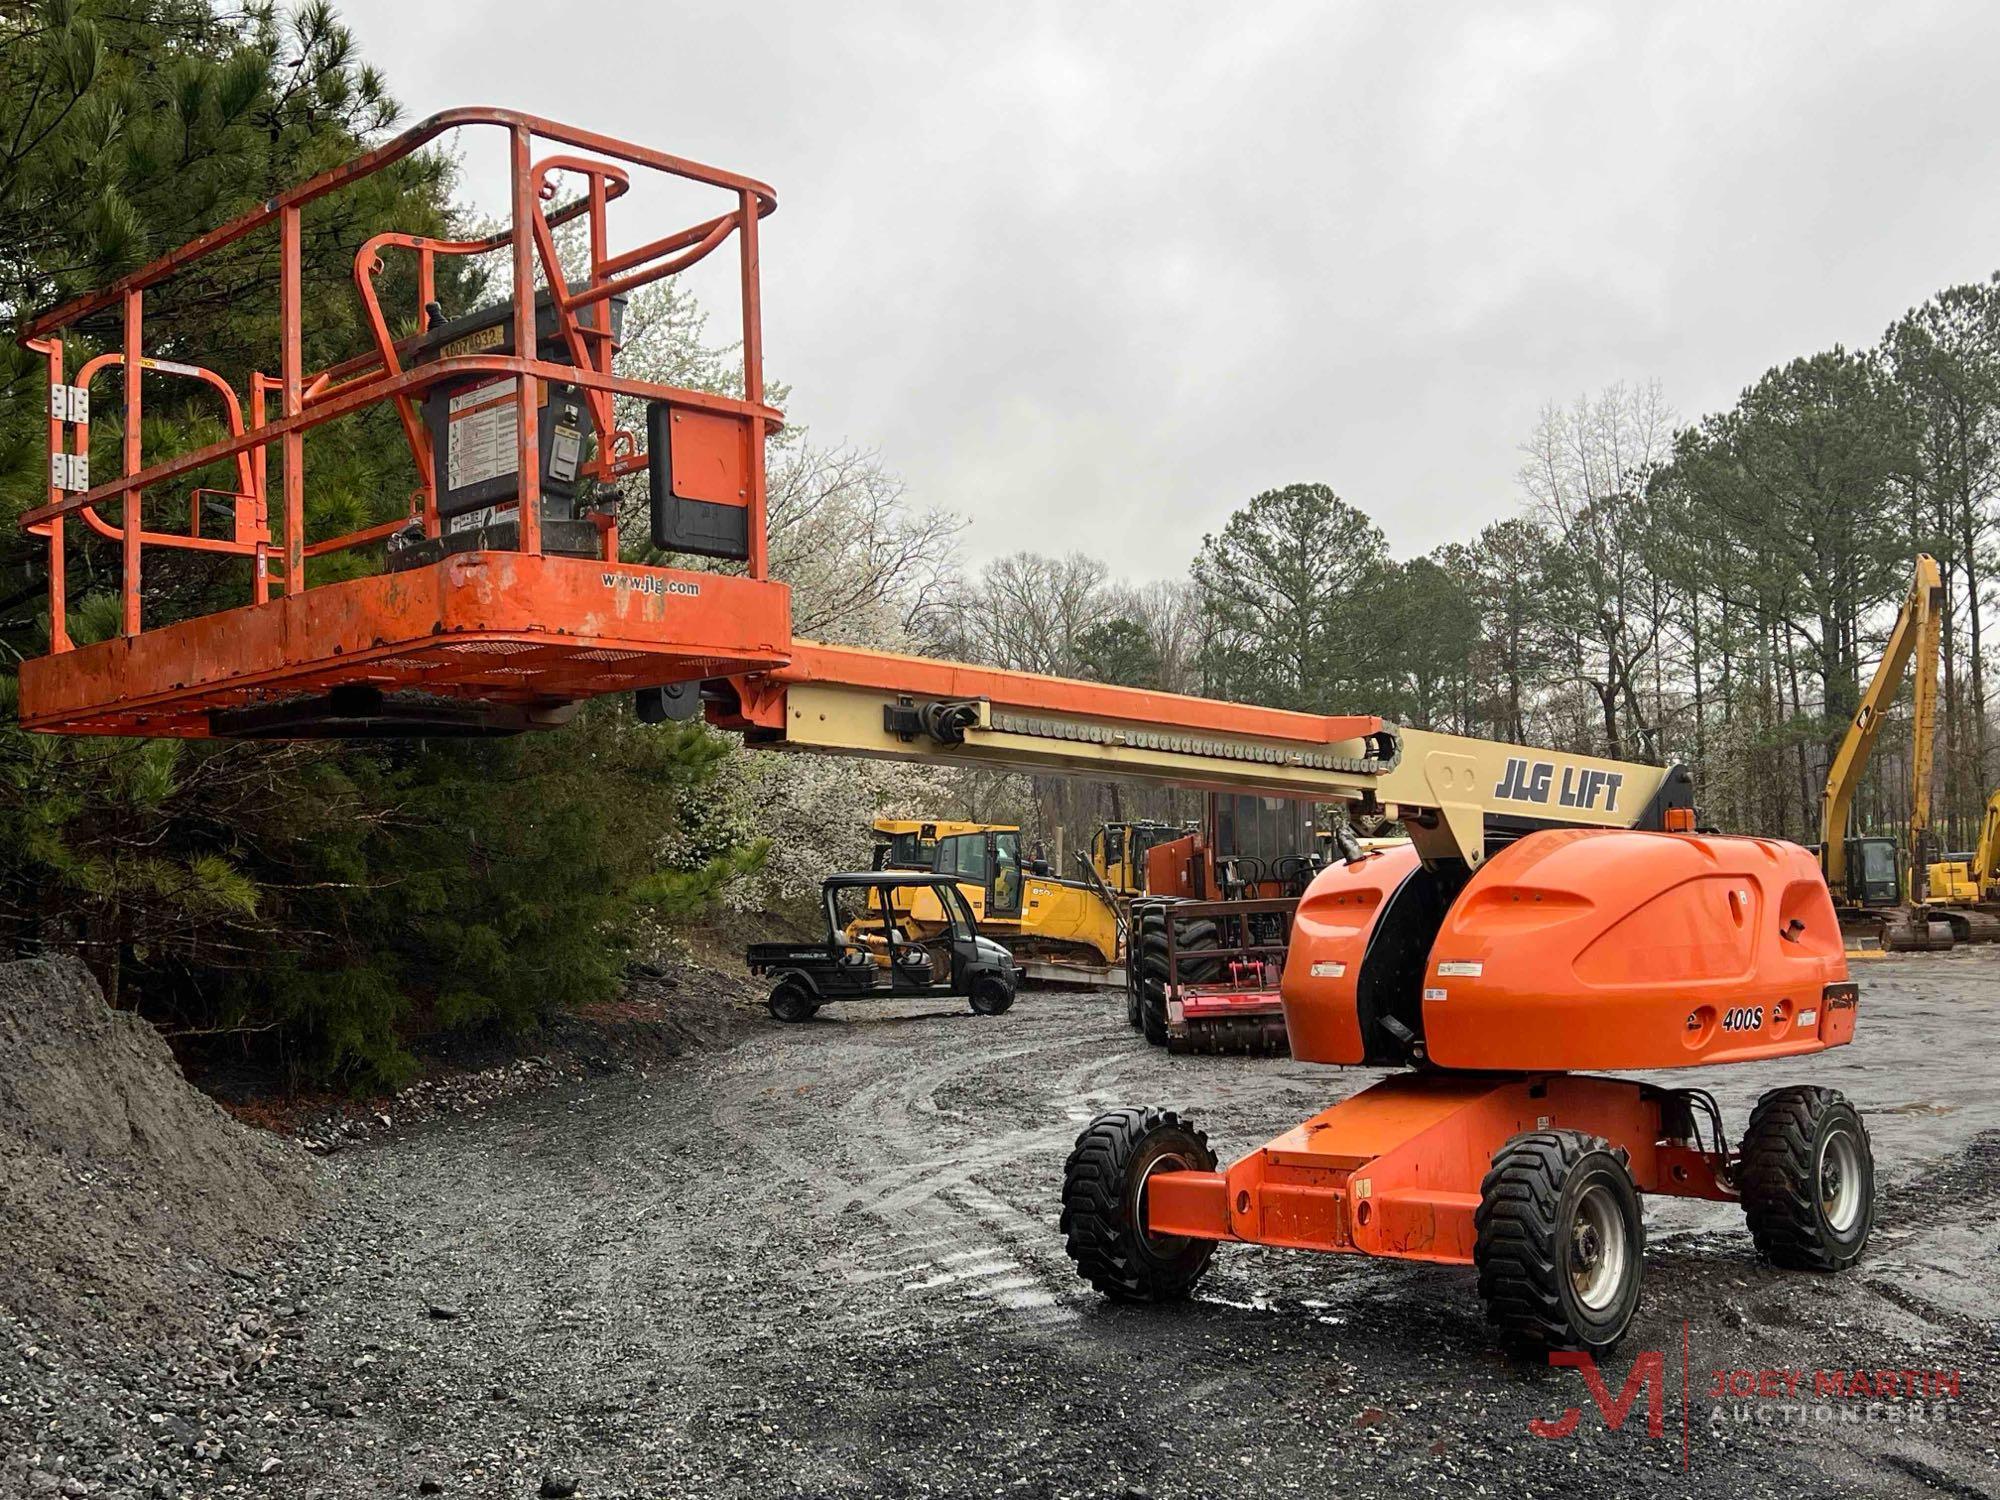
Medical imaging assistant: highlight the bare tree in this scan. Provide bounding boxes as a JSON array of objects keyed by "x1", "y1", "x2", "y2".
[{"x1": 1518, "y1": 381, "x2": 1676, "y2": 759}]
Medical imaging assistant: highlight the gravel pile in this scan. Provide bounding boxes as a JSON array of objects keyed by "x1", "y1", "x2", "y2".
[{"x1": 0, "y1": 958, "x2": 315, "y2": 1498}]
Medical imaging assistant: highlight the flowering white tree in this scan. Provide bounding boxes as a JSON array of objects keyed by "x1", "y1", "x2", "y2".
[{"x1": 581, "y1": 270, "x2": 978, "y2": 911}]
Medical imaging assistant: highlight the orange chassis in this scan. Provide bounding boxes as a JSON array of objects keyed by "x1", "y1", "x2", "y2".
[
  {"x1": 1138, "y1": 827, "x2": 1859, "y2": 1266},
  {"x1": 1147, "y1": 1071, "x2": 1729, "y2": 1264}
]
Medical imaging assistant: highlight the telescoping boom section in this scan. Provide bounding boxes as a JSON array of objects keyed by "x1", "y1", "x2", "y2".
[{"x1": 710, "y1": 640, "x2": 1693, "y2": 870}]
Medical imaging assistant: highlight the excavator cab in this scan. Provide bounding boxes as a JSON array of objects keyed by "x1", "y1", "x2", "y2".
[{"x1": 1829, "y1": 835, "x2": 1901, "y2": 909}]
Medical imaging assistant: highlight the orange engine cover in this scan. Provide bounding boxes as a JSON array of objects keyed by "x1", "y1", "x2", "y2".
[{"x1": 1281, "y1": 829, "x2": 1854, "y2": 1072}]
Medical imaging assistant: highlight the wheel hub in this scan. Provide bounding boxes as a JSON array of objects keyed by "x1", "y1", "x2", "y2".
[
  {"x1": 1568, "y1": 1182, "x2": 1629, "y2": 1312},
  {"x1": 1818, "y1": 1128, "x2": 1863, "y2": 1233},
  {"x1": 1572, "y1": 1224, "x2": 1602, "y2": 1270}
]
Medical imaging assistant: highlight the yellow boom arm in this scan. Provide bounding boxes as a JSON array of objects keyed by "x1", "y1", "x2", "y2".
[{"x1": 1819, "y1": 554, "x2": 1941, "y2": 896}]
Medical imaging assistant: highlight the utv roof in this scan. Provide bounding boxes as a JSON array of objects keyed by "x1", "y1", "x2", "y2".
[{"x1": 822, "y1": 870, "x2": 971, "y2": 888}]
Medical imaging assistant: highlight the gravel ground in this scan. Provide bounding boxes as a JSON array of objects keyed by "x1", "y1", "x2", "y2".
[{"x1": 8, "y1": 951, "x2": 1998, "y2": 1498}]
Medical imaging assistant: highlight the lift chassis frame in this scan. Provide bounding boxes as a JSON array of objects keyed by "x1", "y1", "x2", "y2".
[{"x1": 1146, "y1": 1071, "x2": 1731, "y2": 1264}]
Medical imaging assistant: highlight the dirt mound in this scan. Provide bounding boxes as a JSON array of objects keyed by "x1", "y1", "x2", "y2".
[{"x1": 0, "y1": 957, "x2": 311, "y2": 1339}]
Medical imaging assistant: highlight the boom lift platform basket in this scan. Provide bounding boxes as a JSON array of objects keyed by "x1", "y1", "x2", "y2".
[{"x1": 19, "y1": 108, "x2": 791, "y2": 738}]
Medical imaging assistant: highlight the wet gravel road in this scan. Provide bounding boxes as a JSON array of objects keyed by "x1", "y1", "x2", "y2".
[{"x1": 252, "y1": 953, "x2": 1998, "y2": 1495}]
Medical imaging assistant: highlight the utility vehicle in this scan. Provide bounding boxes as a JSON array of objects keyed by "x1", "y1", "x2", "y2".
[{"x1": 747, "y1": 872, "x2": 1018, "y2": 1022}]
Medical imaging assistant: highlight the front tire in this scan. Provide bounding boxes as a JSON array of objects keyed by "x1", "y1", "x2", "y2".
[
  {"x1": 1060, "y1": 1107, "x2": 1217, "y2": 1302},
  {"x1": 1135, "y1": 908, "x2": 1170, "y2": 1046},
  {"x1": 1475, "y1": 1131, "x2": 1645, "y2": 1355},
  {"x1": 969, "y1": 975, "x2": 1015, "y2": 1016},
  {"x1": 1738, "y1": 1086, "x2": 1874, "y2": 1270}
]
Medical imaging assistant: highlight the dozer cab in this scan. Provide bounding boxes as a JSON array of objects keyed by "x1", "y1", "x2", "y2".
[
  {"x1": 1086, "y1": 819, "x2": 1188, "y2": 897},
  {"x1": 867, "y1": 819, "x2": 1000, "y2": 873}
]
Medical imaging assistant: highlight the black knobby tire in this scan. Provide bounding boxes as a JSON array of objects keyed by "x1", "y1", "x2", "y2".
[
  {"x1": 1161, "y1": 918, "x2": 1241, "y2": 1054},
  {"x1": 1124, "y1": 902, "x2": 1153, "y2": 1030},
  {"x1": 1136, "y1": 908, "x2": 1171, "y2": 1046},
  {"x1": 1738, "y1": 1086, "x2": 1874, "y2": 1271},
  {"x1": 767, "y1": 979, "x2": 818, "y2": 1024},
  {"x1": 1475, "y1": 1130, "x2": 1645, "y2": 1355},
  {"x1": 1170, "y1": 919, "x2": 1224, "y2": 984},
  {"x1": 1060, "y1": 1107, "x2": 1218, "y2": 1302},
  {"x1": 968, "y1": 975, "x2": 1016, "y2": 1016}
]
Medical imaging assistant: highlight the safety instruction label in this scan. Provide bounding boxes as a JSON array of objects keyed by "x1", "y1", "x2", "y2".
[
  {"x1": 1436, "y1": 960, "x2": 1483, "y2": 977},
  {"x1": 447, "y1": 378, "x2": 520, "y2": 491},
  {"x1": 1309, "y1": 960, "x2": 1346, "y2": 978}
]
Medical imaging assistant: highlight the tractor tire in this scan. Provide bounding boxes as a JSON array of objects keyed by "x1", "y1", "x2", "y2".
[
  {"x1": 1135, "y1": 908, "x2": 1171, "y2": 1047},
  {"x1": 1738, "y1": 1086, "x2": 1874, "y2": 1271},
  {"x1": 1123, "y1": 902, "x2": 1154, "y2": 1030},
  {"x1": 1169, "y1": 919, "x2": 1224, "y2": 984},
  {"x1": 1160, "y1": 920, "x2": 1223, "y2": 1055},
  {"x1": 1474, "y1": 1130, "x2": 1645, "y2": 1356},
  {"x1": 767, "y1": 979, "x2": 819, "y2": 1024},
  {"x1": 1060, "y1": 1106, "x2": 1218, "y2": 1302},
  {"x1": 969, "y1": 975, "x2": 1016, "y2": 1016}
]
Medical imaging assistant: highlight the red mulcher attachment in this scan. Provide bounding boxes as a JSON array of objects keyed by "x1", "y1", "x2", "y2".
[{"x1": 1127, "y1": 896, "x2": 1294, "y2": 1056}]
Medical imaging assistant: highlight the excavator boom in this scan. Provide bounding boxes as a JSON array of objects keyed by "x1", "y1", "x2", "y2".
[{"x1": 1819, "y1": 554, "x2": 1941, "y2": 898}]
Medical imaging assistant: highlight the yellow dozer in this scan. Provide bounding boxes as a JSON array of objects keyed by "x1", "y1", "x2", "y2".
[{"x1": 861, "y1": 820, "x2": 1122, "y2": 970}]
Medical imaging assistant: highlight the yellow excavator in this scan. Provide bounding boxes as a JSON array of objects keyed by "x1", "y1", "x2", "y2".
[
  {"x1": 1818, "y1": 554, "x2": 1998, "y2": 949},
  {"x1": 862, "y1": 819, "x2": 1123, "y2": 970}
]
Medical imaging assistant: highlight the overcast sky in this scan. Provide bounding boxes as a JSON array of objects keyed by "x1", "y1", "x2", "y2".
[{"x1": 335, "y1": 0, "x2": 2000, "y2": 580}]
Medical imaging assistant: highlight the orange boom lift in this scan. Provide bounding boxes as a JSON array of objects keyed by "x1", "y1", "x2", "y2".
[{"x1": 16, "y1": 112, "x2": 1872, "y2": 1354}]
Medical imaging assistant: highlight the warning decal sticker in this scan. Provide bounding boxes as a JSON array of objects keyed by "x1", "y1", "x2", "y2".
[{"x1": 447, "y1": 378, "x2": 520, "y2": 491}]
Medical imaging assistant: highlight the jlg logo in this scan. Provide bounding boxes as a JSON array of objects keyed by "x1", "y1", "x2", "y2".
[
  {"x1": 1494, "y1": 757, "x2": 1624, "y2": 812},
  {"x1": 1722, "y1": 1006, "x2": 1764, "y2": 1032}
]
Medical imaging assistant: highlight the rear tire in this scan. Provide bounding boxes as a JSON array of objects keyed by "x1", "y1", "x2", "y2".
[
  {"x1": 1060, "y1": 1107, "x2": 1217, "y2": 1302},
  {"x1": 968, "y1": 975, "x2": 1015, "y2": 1016},
  {"x1": 1738, "y1": 1086, "x2": 1873, "y2": 1271},
  {"x1": 767, "y1": 979, "x2": 818, "y2": 1024},
  {"x1": 1161, "y1": 920, "x2": 1225, "y2": 1055},
  {"x1": 1475, "y1": 1131, "x2": 1644, "y2": 1356}
]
